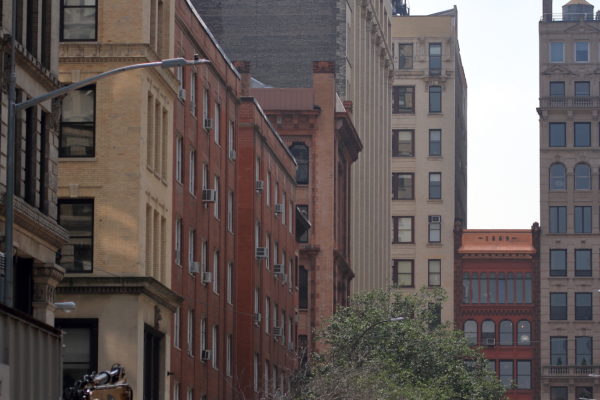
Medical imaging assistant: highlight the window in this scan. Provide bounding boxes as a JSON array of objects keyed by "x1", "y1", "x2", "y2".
[
  {"x1": 499, "y1": 361, "x2": 513, "y2": 388},
  {"x1": 211, "y1": 325, "x2": 219, "y2": 369},
  {"x1": 429, "y1": 129, "x2": 441, "y2": 156},
  {"x1": 481, "y1": 320, "x2": 495, "y2": 342},
  {"x1": 575, "y1": 249, "x2": 592, "y2": 276},
  {"x1": 392, "y1": 259, "x2": 413, "y2": 288},
  {"x1": 212, "y1": 251, "x2": 219, "y2": 294},
  {"x1": 550, "y1": 387, "x2": 568, "y2": 400},
  {"x1": 176, "y1": 137, "x2": 183, "y2": 183},
  {"x1": 173, "y1": 383, "x2": 180, "y2": 400},
  {"x1": 189, "y1": 150, "x2": 196, "y2": 195},
  {"x1": 550, "y1": 249, "x2": 567, "y2": 276},
  {"x1": 525, "y1": 273, "x2": 532, "y2": 303},
  {"x1": 214, "y1": 104, "x2": 221, "y2": 145},
  {"x1": 576, "y1": 387, "x2": 593, "y2": 400},
  {"x1": 574, "y1": 122, "x2": 591, "y2": 147},
  {"x1": 214, "y1": 177, "x2": 220, "y2": 219},
  {"x1": 202, "y1": 164, "x2": 208, "y2": 190},
  {"x1": 392, "y1": 173, "x2": 414, "y2": 200},
  {"x1": 203, "y1": 88, "x2": 209, "y2": 124},
  {"x1": 188, "y1": 230, "x2": 195, "y2": 272},
  {"x1": 187, "y1": 310, "x2": 194, "y2": 356},
  {"x1": 549, "y1": 123, "x2": 566, "y2": 147},
  {"x1": 429, "y1": 173, "x2": 441, "y2": 199},
  {"x1": 227, "y1": 263, "x2": 233, "y2": 305},
  {"x1": 575, "y1": 81, "x2": 590, "y2": 97},
  {"x1": 517, "y1": 320, "x2": 531, "y2": 345},
  {"x1": 299, "y1": 266, "x2": 308, "y2": 309},
  {"x1": 398, "y1": 43, "x2": 413, "y2": 69},
  {"x1": 550, "y1": 42, "x2": 564, "y2": 62},
  {"x1": 549, "y1": 206, "x2": 567, "y2": 233},
  {"x1": 499, "y1": 320, "x2": 513, "y2": 346},
  {"x1": 429, "y1": 43, "x2": 442, "y2": 75},
  {"x1": 174, "y1": 307, "x2": 180, "y2": 348},
  {"x1": 392, "y1": 130, "x2": 414, "y2": 157},
  {"x1": 228, "y1": 120, "x2": 235, "y2": 157},
  {"x1": 464, "y1": 320, "x2": 477, "y2": 345},
  {"x1": 187, "y1": 389, "x2": 193, "y2": 400},
  {"x1": 190, "y1": 72, "x2": 197, "y2": 114},
  {"x1": 60, "y1": 85, "x2": 95, "y2": 157},
  {"x1": 226, "y1": 335, "x2": 232, "y2": 377},
  {"x1": 429, "y1": 86, "x2": 442, "y2": 113},
  {"x1": 487, "y1": 360, "x2": 496, "y2": 372},
  {"x1": 297, "y1": 205, "x2": 309, "y2": 243},
  {"x1": 253, "y1": 354, "x2": 259, "y2": 392},
  {"x1": 265, "y1": 297, "x2": 270, "y2": 334},
  {"x1": 575, "y1": 293, "x2": 592, "y2": 320},
  {"x1": 55, "y1": 318, "x2": 98, "y2": 392},
  {"x1": 58, "y1": 199, "x2": 94, "y2": 272},
  {"x1": 550, "y1": 336, "x2": 567, "y2": 365},
  {"x1": 392, "y1": 86, "x2": 415, "y2": 114},
  {"x1": 428, "y1": 215, "x2": 441, "y2": 243},
  {"x1": 264, "y1": 360, "x2": 270, "y2": 395},
  {"x1": 201, "y1": 241, "x2": 207, "y2": 273},
  {"x1": 549, "y1": 163, "x2": 566, "y2": 190},
  {"x1": 227, "y1": 191, "x2": 234, "y2": 232},
  {"x1": 517, "y1": 361, "x2": 531, "y2": 390},
  {"x1": 575, "y1": 41, "x2": 589, "y2": 62},
  {"x1": 289, "y1": 143, "x2": 309, "y2": 184},
  {"x1": 392, "y1": 216, "x2": 413, "y2": 243},
  {"x1": 550, "y1": 81, "x2": 565, "y2": 96},
  {"x1": 428, "y1": 260, "x2": 441, "y2": 286},
  {"x1": 550, "y1": 293, "x2": 567, "y2": 320},
  {"x1": 175, "y1": 218, "x2": 182, "y2": 265},
  {"x1": 489, "y1": 273, "x2": 497, "y2": 303},
  {"x1": 200, "y1": 318, "x2": 207, "y2": 351},
  {"x1": 576, "y1": 336, "x2": 593, "y2": 366},
  {"x1": 575, "y1": 206, "x2": 592, "y2": 233},
  {"x1": 60, "y1": 0, "x2": 97, "y2": 41},
  {"x1": 575, "y1": 163, "x2": 591, "y2": 190}
]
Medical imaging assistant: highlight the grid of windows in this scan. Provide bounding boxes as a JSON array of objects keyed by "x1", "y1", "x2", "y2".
[{"x1": 463, "y1": 273, "x2": 532, "y2": 304}]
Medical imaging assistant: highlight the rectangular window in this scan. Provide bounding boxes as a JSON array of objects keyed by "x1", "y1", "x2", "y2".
[
  {"x1": 176, "y1": 137, "x2": 183, "y2": 183},
  {"x1": 392, "y1": 129, "x2": 414, "y2": 157},
  {"x1": 392, "y1": 86, "x2": 415, "y2": 114},
  {"x1": 550, "y1": 292, "x2": 567, "y2": 320},
  {"x1": 200, "y1": 318, "x2": 207, "y2": 351},
  {"x1": 398, "y1": 43, "x2": 413, "y2": 69},
  {"x1": 226, "y1": 335, "x2": 232, "y2": 377},
  {"x1": 392, "y1": 173, "x2": 414, "y2": 200},
  {"x1": 575, "y1": 41, "x2": 589, "y2": 62},
  {"x1": 175, "y1": 218, "x2": 182, "y2": 265},
  {"x1": 576, "y1": 387, "x2": 593, "y2": 400},
  {"x1": 429, "y1": 86, "x2": 442, "y2": 113},
  {"x1": 227, "y1": 263, "x2": 233, "y2": 305},
  {"x1": 499, "y1": 360, "x2": 513, "y2": 388},
  {"x1": 550, "y1": 81, "x2": 565, "y2": 96},
  {"x1": 227, "y1": 191, "x2": 234, "y2": 232},
  {"x1": 212, "y1": 251, "x2": 219, "y2": 294},
  {"x1": 575, "y1": 81, "x2": 590, "y2": 97},
  {"x1": 55, "y1": 318, "x2": 98, "y2": 393},
  {"x1": 58, "y1": 199, "x2": 94, "y2": 272},
  {"x1": 429, "y1": 43, "x2": 442, "y2": 75},
  {"x1": 214, "y1": 104, "x2": 221, "y2": 145},
  {"x1": 190, "y1": 72, "x2": 197, "y2": 115},
  {"x1": 297, "y1": 205, "x2": 309, "y2": 243},
  {"x1": 549, "y1": 206, "x2": 567, "y2": 233},
  {"x1": 265, "y1": 297, "x2": 270, "y2": 334},
  {"x1": 574, "y1": 122, "x2": 591, "y2": 147},
  {"x1": 203, "y1": 88, "x2": 209, "y2": 124},
  {"x1": 174, "y1": 307, "x2": 180, "y2": 348},
  {"x1": 428, "y1": 260, "x2": 441, "y2": 286},
  {"x1": 214, "y1": 177, "x2": 220, "y2": 219},
  {"x1": 549, "y1": 123, "x2": 566, "y2": 147},
  {"x1": 551, "y1": 387, "x2": 568, "y2": 400},
  {"x1": 575, "y1": 206, "x2": 592, "y2": 233},
  {"x1": 392, "y1": 259, "x2": 413, "y2": 288},
  {"x1": 517, "y1": 361, "x2": 531, "y2": 390},
  {"x1": 550, "y1": 42, "x2": 564, "y2": 62},
  {"x1": 550, "y1": 336, "x2": 568, "y2": 365},
  {"x1": 428, "y1": 215, "x2": 441, "y2": 243},
  {"x1": 550, "y1": 249, "x2": 567, "y2": 276},
  {"x1": 429, "y1": 173, "x2": 442, "y2": 199},
  {"x1": 60, "y1": 85, "x2": 95, "y2": 157},
  {"x1": 188, "y1": 230, "x2": 195, "y2": 272},
  {"x1": 60, "y1": 0, "x2": 97, "y2": 41},
  {"x1": 576, "y1": 336, "x2": 593, "y2": 365},
  {"x1": 253, "y1": 354, "x2": 259, "y2": 392},
  {"x1": 189, "y1": 150, "x2": 196, "y2": 195},
  {"x1": 429, "y1": 129, "x2": 442, "y2": 156},
  {"x1": 575, "y1": 249, "x2": 592, "y2": 276},
  {"x1": 392, "y1": 216, "x2": 413, "y2": 243},
  {"x1": 575, "y1": 293, "x2": 592, "y2": 320},
  {"x1": 211, "y1": 325, "x2": 219, "y2": 369},
  {"x1": 228, "y1": 120, "x2": 235, "y2": 156},
  {"x1": 187, "y1": 310, "x2": 194, "y2": 356}
]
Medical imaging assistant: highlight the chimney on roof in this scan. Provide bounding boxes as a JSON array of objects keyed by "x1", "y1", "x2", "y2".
[
  {"x1": 543, "y1": 0, "x2": 553, "y2": 21},
  {"x1": 233, "y1": 60, "x2": 251, "y2": 96}
]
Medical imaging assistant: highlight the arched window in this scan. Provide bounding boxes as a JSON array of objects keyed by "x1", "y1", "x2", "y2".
[
  {"x1": 499, "y1": 320, "x2": 513, "y2": 346},
  {"x1": 517, "y1": 320, "x2": 531, "y2": 345},
  {"x1": 464, "y1": 320, "x2": 477, "y2": 345},
  {"x1": 549, "y1": 163, "x2": 566, "y2": 190},
  {"x1": 289, "y1": 143, "x2": 309, "y2": 185},
  {"x1": 481, "y1": 320, "x2": 495, "y2": 345},
  {"x1": 575, "y1": 163, "x2": 591, "y2": 190}
]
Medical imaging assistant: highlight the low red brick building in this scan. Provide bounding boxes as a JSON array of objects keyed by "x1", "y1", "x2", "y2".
[{"x1": 454, "y1": 223, "x2": 540, "y2": 400}]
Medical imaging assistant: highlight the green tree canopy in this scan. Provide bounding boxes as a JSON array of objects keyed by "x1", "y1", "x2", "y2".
[{"x1": 289, "y1": 288, "x2": 506, "y2": 400}]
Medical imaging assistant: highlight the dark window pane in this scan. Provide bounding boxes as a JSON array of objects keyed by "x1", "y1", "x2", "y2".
[
  {"x1": 550, "y1": 337, "x2": 568, "y2": 365},
  {"x1": 575, "y1": 206, "x2": 592, "y2": 233},
  {"x1": 550, "y1": 42, "x2": 564, "y2": 62},
  {"x1": 393, "y1": 173, "x2": 414, "y2": 200},
  {"x1": 429, "y1": 173, "x2": 441, "y2": 199},
  {"x1": 575, "y1": 249, "x2": 592, "y2": 276},
  {"x1": 464, "y1": 320, "x2": 477, "y2": 345},
  {"x1": 550, "y1": 81, "x2": 565, "y2": 96},
  {"x1": 481, "y1": 320, "x2": 494, "y2": 342},
  {"x1": 392, "y1": 130, "x2": 414, "y2": 157},
  {"x1": 498, "y1": 273, "x2": 505, "y2": 303},
  {"x1": 429, "y1": 130, "x2": 441, "y2": 156},
  {"x1": 55, "y1": 319, "x2": 98, "y2": 393},
  {"x1": 574, "y1": 123, "x2": 591, "y2": 147},
  {"x1": 61, "y1": 1, "x2": 97, "y2": 41},
  {"x1": 472, "y1": 272, "x2": 479, "y2": 304},
  {"x1": 392, "y1": 86, "x2": 415, "y2": 114},
  {"x1": 463, "y1": 273, "x2": 470, "y2": 304},
  {"x1": 575, "y1": 293, "x2": 592, "y2": 320},
  {"x1": 576, "y1": 336, "x2": 593, "y2": 365},
  {"x1": 398, "y1": 43, "x2": 413, "y2": 69},
  {"x1": 525, "y1": 273, "x2": 532, "y2": 303},
  {"x1": 429, "y1": 43, "x2": 442, "y2": 75},
  {"x1": 429, "y1": 86, "x2": 442, "y2": 113},
  {"x1": 517, "y1": 361, "x2": 531, "y2": 389},
  {"x1": 517, "y1": 320, "x2": 531, "y2": 345},
  {"x1": 550, "y1": 249, "x2": 567, "y2": 276},
  {"x1": 499, "y1": 320, "x2": 513, "y2": 346},
  {"x1": 550, "y1": 206, "x2": 567, "y2": 233},
  {"x1": 576, "y1": 41, "x2": 589, "y2": 62},
  {"x1": 60, "y1": 86, "x2": 95, "y2": 157},
  {"x1": 550, "y1": 387, "x2": 568, "y2": 400},
  {"x1": 550, "y1": 293, "x2": 567, "y2": 320},
  {"x1": 574, "y1": 163, "x2": 591, "y2": 190},
  {"x1": 575, "y1": 81, "x2": 590, "y2": 96},
  {"x1": 58, "y1": 200, "x2": 94, "y2": 272},
  {"x1": 299, "y1": 267, "x2": 308, "y2": 309},
  {"x1": 507, "y1": 273, "x2": 514, "y2": 303},
  {"x1": 576, "y1": 387, "x2": 593, "y2": 400},
  {"x1": 289, "y1": 143, "x2": 309, "y2": 184},
  {"x1": 549, "y1": 163, "x2": 566, "y2": 190},
  {"x1": 549, "y1": 123, "x2": 566, "y2": 147},
  {"x1": 489, "y1": 273, "x2": 496, "y2": 303},
  {"x1": 499, "y1": 360, "x2": 513, "y2": 388}
]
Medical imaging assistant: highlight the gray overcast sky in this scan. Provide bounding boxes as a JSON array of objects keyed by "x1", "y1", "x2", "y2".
[{"x1": 404, "y1": 0, "x2": 573, "y2": 228}]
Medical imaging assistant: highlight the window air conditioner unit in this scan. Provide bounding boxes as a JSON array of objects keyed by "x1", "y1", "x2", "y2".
[
  {"x1": 201, "y1": 350, "x2": 212, "y2": 361},
  {"x1": 190, "y1": 261, "x2": 201, "y2": 274},
  {"x1": 274, "y1": 204, "x2": 284, "y2": 215},
  {"x1": 272, "y1": 327, "x2": 283, "y2": 337},
  {"x1": 484, "y1": 338, "x2": 495, "y2": 346},
  {"x1": 201, "y1": 272, "x2": 212, "y2": 284},
  {"x1": 273, "y1": 264, "x2": 284, "y2": 275},
  {"x1": 202, "y1": 189, "x2": 217, "y2": 203},
  {"x1": 178, "y1": 87, "x2": 186, "y2": 101},
  {"x1": 429, "y1": 215, "x2": 442, "y2": 223},
  {"x1": 255, "y1": 180, "x2": 264, "y2": 192},
  {"x1": 229, "y1": 149, "x2": 237, "y2": 161},
  {"x1": 253, "y1": 313, "x2": 262, "y2": 325},
  {"x1": 256, "y1": 247, "x2": 268, "y2": 259},
  {"x1": 203, "y1": 118, "x2": 213, "y2": 130}
]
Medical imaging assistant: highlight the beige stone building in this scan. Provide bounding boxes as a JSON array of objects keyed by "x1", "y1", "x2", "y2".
[
  {"x1": 54, "y1": 1, "x2": 181, "y2": 398},
  {"x1": 390, "y1": 8, "x2": 467, "y2": 322},
  {"x1": 538, "y1": 1, "x2": 600, "y2": 398}
]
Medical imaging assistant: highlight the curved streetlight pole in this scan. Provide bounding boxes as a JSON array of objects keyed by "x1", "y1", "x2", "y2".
[{"x1": 2, "y1": 55, "x2": 209, "y2": 306}]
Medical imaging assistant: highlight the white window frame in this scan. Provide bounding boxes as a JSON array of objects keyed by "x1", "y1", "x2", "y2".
[
  {"x1": 254, "y1": 288, "x2": 260, "y2": 314},
  {"x1": 202, "y1": 164, "x2": 208, "y2": 190},
  {"x1": 187, "y1": 388, "x2": 193, "y2": 400},
  {"x1": 173, "y1": 382, "x2": 180, "y2": 400},
  {"x1": 228, "y1": 120, "x2": 235, "y2": 155},
  {"x1": 266, "y1": 173, "x2": 271, "y2": 206}
]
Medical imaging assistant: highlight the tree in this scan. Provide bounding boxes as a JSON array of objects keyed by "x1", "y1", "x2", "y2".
[{"x1": 287, "y1": 288, "x2": 507, "y2": 400}]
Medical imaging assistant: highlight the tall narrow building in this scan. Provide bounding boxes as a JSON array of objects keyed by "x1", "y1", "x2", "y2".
[
  {"x1": 538, "y1": 1, "x2": 600, "y2": 399},
  {"x1": 193, "y1": 0, "x2": 393, "y2": 292},
  {"x1": 390, "y1": 7, "x2": 467, "y2": 322}
]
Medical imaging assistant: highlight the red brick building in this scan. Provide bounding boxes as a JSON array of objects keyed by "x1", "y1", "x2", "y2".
[
  {"x1": 454, "y1": 223, "x2": 540, "y2": 400},
  {"x1": 170, "y1": 1, "x2": 241, "y2": 399},
  {"x1": 251, "y1": 61, "x2": 362, "y2": 354}
]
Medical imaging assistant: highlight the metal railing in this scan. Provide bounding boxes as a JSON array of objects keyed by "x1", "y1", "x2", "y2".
[
  {"x1": 541, "y1": 13, "x2": 598, "y2": 22},
  {"x1": 543, "y1": 365, "x2": 600, "y2": 376},
  {"x1": 0, "y1": 304, "x2": 62, "y2": 400},
  {"x1": 539, "y1": 96, "x2": 600, "y2": 109}
]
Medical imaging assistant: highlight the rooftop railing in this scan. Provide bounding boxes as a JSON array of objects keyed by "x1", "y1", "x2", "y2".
[
  {"x1": 543, "y1": 365, "x2": 600, "y2": 376},
  {"x1": 540, "y1": 96, "x2": 600, "y2": 109},
  {"x1": 541, "y1": 13, "x2": 598, "y2": 22}
]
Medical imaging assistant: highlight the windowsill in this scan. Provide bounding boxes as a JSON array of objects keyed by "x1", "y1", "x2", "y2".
[
  {"x1": 427, "y1": 199, "x2": 443, "y2": 203},
  {"x1": 427, "y1": 156, "x2": 443, "y2": 160},
  {"x1": 60, "y1": 157, "x2": 97, "y2": 162},
  {"x1": 393, "y1": 198, "x2": 415, "y2": 201},
  {"x1": 428, "y1": 113, "x2": 443, "y2": 116},
  {"x1": 427, "y1": 243, "x2": 443, "y2": 247}
]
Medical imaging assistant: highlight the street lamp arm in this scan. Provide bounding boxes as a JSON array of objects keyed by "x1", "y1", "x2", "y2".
[{"x1": 16, "y1": 57, "x2": 210, "y2": 112}]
